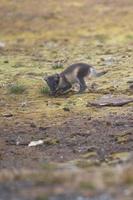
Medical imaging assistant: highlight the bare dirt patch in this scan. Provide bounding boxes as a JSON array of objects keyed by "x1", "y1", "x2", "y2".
[{"x1": 0, "y1": 111, "x2": 133, "y2": 169}]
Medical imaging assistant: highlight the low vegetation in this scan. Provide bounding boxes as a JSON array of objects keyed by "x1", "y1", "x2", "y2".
[
  {"x1": 40, "y1": 86, "x2": 50, "y2": 95},
  {"x1": 8, "y1": 84, "x2": 26, "y2": 94}
]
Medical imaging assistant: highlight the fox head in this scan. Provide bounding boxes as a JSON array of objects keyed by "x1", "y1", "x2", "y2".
[{"x1": 43, "y1": 74, "x2": 60, "y2": 95}]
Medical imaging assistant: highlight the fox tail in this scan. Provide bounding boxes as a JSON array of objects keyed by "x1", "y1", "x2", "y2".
[{"x1": 90, "y1": 67, "x2": 108, "y2": 77}]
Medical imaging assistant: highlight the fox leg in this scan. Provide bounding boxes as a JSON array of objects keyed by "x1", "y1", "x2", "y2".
[
  {"x1": 62, "y1": 82, "x2": 72, "y2": 92},
  {"x1": 76, "y1": 77, "x2": 87, "y2": 93},
  {"x1": 56, "y1": 81, "x2": 72, "y2": 94}
]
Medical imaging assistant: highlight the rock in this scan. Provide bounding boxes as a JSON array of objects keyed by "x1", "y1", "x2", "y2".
[
  {"x1": 0, "y1": 42, "x2": 5, "y2": 48},
  {"x1": 39, "y1": 126, "x2": 50, "y2": 131},
  {"x1": 30, "y1": 122, "x2": 37, "y2": 128},
  {"x1": 28, "y1": 140, "x2": 44, "y2": 147},
  {"x1": 2, "y1": 113, "x2": 13, "y2": 118},
  {"x1": 101, "y1": 56, "x2": 115, "y2": 66},
  {"x1": 87, "y1": 146, "x2": 96, "y2": 152},
  {"x1": 129, "y1": 84, "x2": 133, "y2": 90},
  {"x1": 21, "y1": 102, "x2": 27, "y2": 107},
  {"x1": 54, "y1": 102, "x2": 61, "y2": 106},
  {"x1": 63, "y1": 107, "x2": 70, "y2": 111},
  {"x1": 4, "y1": 60, "x2": 9, "y2": 63},
  {"x1": 88, "y1": 95, "x2": 133, "y2": 107},
  {"x1": 127, "y1": 80, "x2": 133, "y2": 84}
]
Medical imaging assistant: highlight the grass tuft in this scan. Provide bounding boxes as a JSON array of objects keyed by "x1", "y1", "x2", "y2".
[
  {"x1": 80, "y1": 181, "x2": 95, "y2": 190},
  {"x1": 126, "y1": 34, "x2": 133, "y2": 40},
  {"x1": 40, "y1": 86, "x2": 50, "y2": 95},
  {"x1": 9, "y1": 84, "x2": 26, "y2": 94},
  {"x1": 52, "y1": 62, "x2": 64, "y2": 69},
  {"x1": 36, "y1": 196, "x2": 49, "y2": 200}
]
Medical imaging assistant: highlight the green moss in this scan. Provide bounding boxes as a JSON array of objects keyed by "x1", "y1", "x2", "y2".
[
  {"x1": 8, "y1": 84, "x2": 26, "y2": 94},
  {"x1": 94, "y1": 34, "x2": 109, "y2": 42},
  {"x1": 80, "y1": 181, "x2": 95, "y2": 190},
  {"x1": 76, "y1": 159, "x2": 100, "y2": 168},
  {"x1": 123, "y1": 170, "x2": 133, "y2": 185},
  {"x1": 126, "y1": 34, "x2": 133, "y2": 40},
  {"x1": 41, "y1": 162, "x2": 57, "y2": 170},
  {"x1": 36, "y1": 196, "x2": 49, "y2": 200},
  {"x1": 30, "y1": 173, "x2": 65, "y2": 185},
  {"x1": 44, "y1": 138, "x2": 60, "y2": 145},
  {"x1": 109, "y1": 152, "x2": 130, "y2": 161},
  {"x1": 82, "y1": 151, "x2": 97, "y2": 159},
  {"x1": 116, "y1": 135, "x2": 128, "y2": 144}
]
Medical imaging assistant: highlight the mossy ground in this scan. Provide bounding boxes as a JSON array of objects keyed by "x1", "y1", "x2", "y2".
[{"x1": 0, "y1": 0, "x2": 133, "y2": 199}]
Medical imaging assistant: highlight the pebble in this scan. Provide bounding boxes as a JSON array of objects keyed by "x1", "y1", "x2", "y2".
[
  {"x1": 0, "y1": 41, "x2": 5, "y2": 48},
  {"x1": 2, "y1": 113, "x2": 13, "y2": 118},
  {"x1": 63, "y1": 107, "x2": 70, "y2": 112}
]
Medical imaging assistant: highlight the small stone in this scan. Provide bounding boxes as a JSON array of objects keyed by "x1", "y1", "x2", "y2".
[
  {"x1": 3, "y1": 113, "x2": 13, "y2": 118},
  {"x1": 30, "y1": 122, "x2": 36, "y2": 128},
  {"x1": 129, "y1": 84, "x2": 133, "y2": 90},
  {"x1": 28, "y1": 140, "x2": 44, "y2": 147},
  {"x1": 4, "y1": 60, "x2": 9, "y2": 63},
  {"x1": 127, "y1": 80, "x2": 133, "y2": 84},
  {"x1": 87, "y1": 146, "x2": 96, "y2": 152},
  {"x1": 101, "y1": 57, "x2": 105, "y2": 61},
  {"x1": 60, "y1": 155, "x2": 64, "y2": 159},
  {"x1": 101, "y1": 56, "x2": 115, "y2": 66},
  {"x1": 0, "y1": 42, "x2": 5, "y2": 48},
  {"x1": 21, "y1": 102, "x2": 27, "y2": 107},
  {"x1": 63, "y1": 107, "x2": 70, "y2": 111},
  {"x1": 39, "y1": 126, "x2": 50, "y2": 131},
  {"x1": 106, "y1": 121, "x2": 112, "y2": 126},
  {"x1": 54, "y1": 102, "x2": 61, "y2": 106}
]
